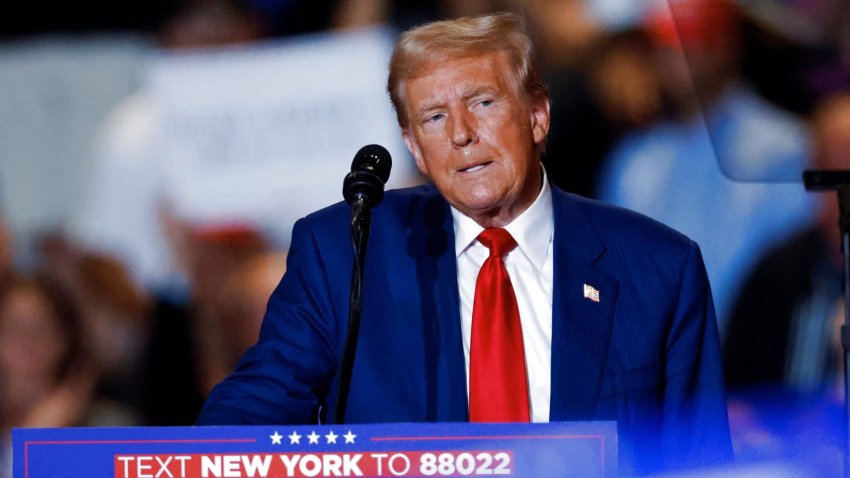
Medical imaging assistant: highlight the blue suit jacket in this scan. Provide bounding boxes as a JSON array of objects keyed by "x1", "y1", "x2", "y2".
[{"x1": 197, "y1": 184, "x2": 732, "y2": 473}]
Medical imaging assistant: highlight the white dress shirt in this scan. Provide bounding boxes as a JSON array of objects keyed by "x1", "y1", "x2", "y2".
[{"x1": 452, "y1": 176, "x2": 554, "y2": 422}]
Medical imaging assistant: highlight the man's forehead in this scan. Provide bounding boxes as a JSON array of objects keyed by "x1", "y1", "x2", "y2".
[
  {"x1": 401, "y1": 51, "x2": 515, "y2": 101},
  {"x1": 408, "y1": 50, "x2": 510, "y2": 80}
]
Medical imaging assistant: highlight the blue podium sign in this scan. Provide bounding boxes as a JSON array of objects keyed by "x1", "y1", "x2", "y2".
[{"x1": 13, "y1": 421, "x2": 616, "y2": 477}]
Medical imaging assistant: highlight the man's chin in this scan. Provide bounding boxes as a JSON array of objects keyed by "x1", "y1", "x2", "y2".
[{"x1": 451, "y1": 200, "x2": 512, "y2": 228}]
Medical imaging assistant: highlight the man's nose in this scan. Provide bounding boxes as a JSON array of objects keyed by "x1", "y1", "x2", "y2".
[{"x1": 450, "y1": 109, "x2": 478, "y2": 148}]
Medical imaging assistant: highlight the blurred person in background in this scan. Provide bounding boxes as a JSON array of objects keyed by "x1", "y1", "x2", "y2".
[
  {"x1": 722, "y1": 91, "x2": 850, "y2": 471},
  {"x1": 597, "y1": 0, "x2": 815, "y2": 334},
  {"x1": 182, "y1": 224, "x2": 274, "y2": 393},
  {"x1": 541, "y1": 23, "x2": 664, "y2": 198},
  {"x1": 139, "y1": 221, "x2": 284, "y2": 425},
  {"x1": 217, "y1": 248, "x2": 287, "y2": 376},
  {"x1": 75, "y1": 253, "x2": 152, "y2": 418},
  {"x1": 584, "y1": 28, "x2": 663, "y2": 143},
  {"x1": 738, "y1": 0, "x2": 850, "y2": 116},
  {"x1": 725, "y1": 92, "x2": 850, "y2": 390},
  {"x1": 520, "y1": 0, "x2": 602, "y2": 198},
  {"x1": 33, "y1": 232, "x2": 80, "y2": 297},
  {"x1": 0, "y1": 275, "x2": 138, "y2": 477},
  {"x1": 29, "y1": 231, "x2": 149, "y2": 422}
]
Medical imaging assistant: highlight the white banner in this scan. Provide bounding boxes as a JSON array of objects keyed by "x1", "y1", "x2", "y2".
[{"x1": 147, "y1": 28, "x2": 421, "y2": 240}]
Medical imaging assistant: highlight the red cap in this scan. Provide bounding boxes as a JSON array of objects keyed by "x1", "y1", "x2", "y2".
[
  {"x1": 192, "y1": 223, "x2": 266, "y2": 249},
  {"x1": 644, "y1": 0, "x2": 737, "y2": 49}
]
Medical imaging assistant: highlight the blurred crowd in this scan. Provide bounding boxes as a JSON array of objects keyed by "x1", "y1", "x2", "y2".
[
  {"x1": 1, "y1": 0, "x2": 849, "y2": 475},
  {"x1": 0, "y1": 218, "x2": 286, "y2": 473}
]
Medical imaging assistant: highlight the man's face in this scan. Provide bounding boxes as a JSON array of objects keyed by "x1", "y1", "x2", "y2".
[{"x1": 400, "y1": 51, "x2": 550, "y2": 227}]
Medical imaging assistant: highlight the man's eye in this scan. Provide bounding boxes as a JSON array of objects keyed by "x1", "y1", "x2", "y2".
[
  {"x1": 425, "y1": 113, "x2": 444, "y2": 123},
  {"x1": 480, "y1": 99, "x2": 493, "y2": 107}
]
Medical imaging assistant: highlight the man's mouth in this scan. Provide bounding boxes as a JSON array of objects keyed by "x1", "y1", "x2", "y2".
[{"x1": 460, "y1": 161, "x2": 492, "y2": 173}]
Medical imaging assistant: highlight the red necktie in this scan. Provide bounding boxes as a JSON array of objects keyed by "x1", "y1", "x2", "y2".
[{"x1": 469, "y1": 228, "x2": 530, "y2": 422}]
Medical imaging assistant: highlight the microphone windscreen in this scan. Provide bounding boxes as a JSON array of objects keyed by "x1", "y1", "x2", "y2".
[{"x1": 352, "y1": 144, "x2": 392, "y2": 184}]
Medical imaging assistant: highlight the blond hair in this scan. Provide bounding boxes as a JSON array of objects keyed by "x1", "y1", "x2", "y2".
[{"x1": 387, "y1": 12, "x2": 549, "y2": 128}]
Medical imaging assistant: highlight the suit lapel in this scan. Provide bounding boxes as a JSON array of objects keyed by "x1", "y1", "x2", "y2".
[
  {"x1": 549, "y1": 188, "x2": 619, "y2": 420},
  {"x1": 386, "y1": 189, "x2": 467, "y2": 421}
]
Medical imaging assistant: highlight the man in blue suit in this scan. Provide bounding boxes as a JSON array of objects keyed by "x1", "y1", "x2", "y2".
[{"x1": 197, "y1": 12, "x2": 732, "y2": 474}]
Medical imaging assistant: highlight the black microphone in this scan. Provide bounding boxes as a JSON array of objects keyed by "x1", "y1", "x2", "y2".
[
  {"x1": 343, "y1": 144, "x2": 392, "y2": 210},
  {"x1": 335, "y1": 144, "x2": 391, "y2": 424}
]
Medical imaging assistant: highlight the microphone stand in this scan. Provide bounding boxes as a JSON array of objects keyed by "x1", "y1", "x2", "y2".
[
  {"x1": 803, "y1": 169, "x2": 850, "y2": 478},
  {"x1": 333, "y1": 199, "x2": 371, "y2": 424},
  {"x1": 333, "y1": 143, "x2": 390, "y2": 424}
]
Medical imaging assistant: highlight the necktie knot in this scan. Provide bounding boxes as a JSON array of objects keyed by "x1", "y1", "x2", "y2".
[{"x1": 477, "y1": 228, "x2": 517, "y2": 258}]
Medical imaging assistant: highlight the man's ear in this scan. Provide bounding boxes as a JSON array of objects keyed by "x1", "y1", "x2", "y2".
[
  {"x1": 529, "y1": 97, "x2": 551, "y2": 146},
  {"x1": 402, "y1": 128, "x2": 429, "y2": 176}
]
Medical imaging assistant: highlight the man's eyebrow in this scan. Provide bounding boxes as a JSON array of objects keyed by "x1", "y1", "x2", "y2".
[
  {"x1": 415, "y1": 85, "x2": 502, "y2": 118},
  {"x1": 465, "y1": 85, "x2": 500, "y2": 99},
  {"x1": 415, "y1": 100, "x2": 444, "y2": 119}
]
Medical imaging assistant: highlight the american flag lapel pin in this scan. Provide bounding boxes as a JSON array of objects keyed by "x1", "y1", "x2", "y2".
[{"x1": 583, "y1": 283, "x2": 600, "y2": 303}]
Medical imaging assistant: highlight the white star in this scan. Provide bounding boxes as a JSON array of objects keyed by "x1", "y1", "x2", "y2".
[
  {"x1": 270, "y1": 431, "x2": 283, "y2": 445},
  {"x1": 288, "y1": 431, "x2": 302, "y2": 445},
  {"x1": 325, "y1": 431, "x2": 338, "y2": 444},
  {"x1": 307, "y1": 431, "x2": 320, "y2": 444},
  {"x1": 343, "y1": 430, "x2": 357, "y2": 444}
]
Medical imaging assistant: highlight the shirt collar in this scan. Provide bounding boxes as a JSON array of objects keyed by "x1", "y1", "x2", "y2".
[{"x1": 452, "y1": 169, "x2": 554, "y2": 270}]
